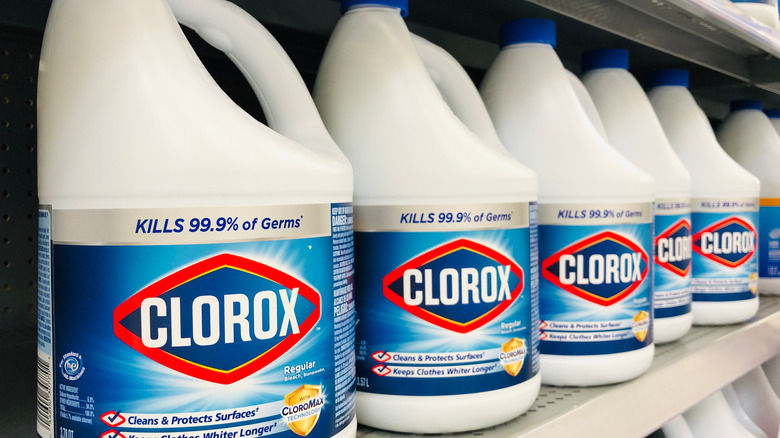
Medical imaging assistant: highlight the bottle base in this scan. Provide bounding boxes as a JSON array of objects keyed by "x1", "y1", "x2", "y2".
[
  {"x1": 355, "y1": 373, "x2": 541, "y2": 433},
  {"x1": 333, "y1": 418, "x2": 358, "y2": 438},
  {"x1": 759, "y1": 278, "x2": 780, "y2": 295},
  {"x1": 732, "y1": 3, "x2": 780, "y2": 30},
  {"x1": 541, "y1": 345, "x2": 654, "y2": 387},
  {"x1": 654, "y1": 312, "x2": 693, "y2": 344},
  {"x1": 692, "y1": 298, "x2": 758, "y2": 325}
]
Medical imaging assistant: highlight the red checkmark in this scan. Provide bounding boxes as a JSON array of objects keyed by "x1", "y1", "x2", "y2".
[
  {"x1": 539, "y1": 321, "x2": 548, "y2": 329},
  {"x1": 540, "y1": 332, "x2": 548, "y2": 340},
  {"x1": 100, "y1": 411, "x2": 126, "y2": 427},
  {"x1": 372, "y1": 365, "x2": 392, "y2": 377},
  {"x1": 371, "y1": 351, "x2": 391, "y2": 363},
  {"x1": 101, "y1": 431, "x2": 126, "y2": 438}
]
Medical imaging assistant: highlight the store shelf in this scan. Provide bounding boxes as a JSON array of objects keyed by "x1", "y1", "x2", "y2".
[
  {"x1": 6, "y1": 299, "x2": 780, "y2": 437},
  {"x1": 7, "y1": 0, "x2": 780, "y2": 110},
  {"x1": 226, "y1": 0, "x2": 780, "y2": 113},
  {"x1": 358, "y1": 296, "x2": 780, "y2": 438}
]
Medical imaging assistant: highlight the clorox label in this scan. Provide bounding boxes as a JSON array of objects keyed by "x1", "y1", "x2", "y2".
[
  {"x1": 37, "y1": 204, "x2": 356, "y2": 438},
  {"x1": 537, "y1": 203, "x2": 653, "y2": 356},
  {"x1": 541, "y1": 231, "x2": 648, "y2": 306},
  {"x1": 656, "y1": 219, "x2": 692, "y2": 276},
  {"x1": 652, "y1": 200, "x2": 692, "y2": 319},
  {"x1": 383, "y1": 239, "x2": 523, "y2": 333},
  {"x1": 690, "y1": 198, "x2": 758, "y2": 302},
  {"x1": 760, "y1": 199, "x2": 780, "y2": 279},
  {"x1": 692, "y1": 217, "x2": 756, "y2": 267},
  {"x1": 353, "y1": 203, "x2": 539, "y2": 397},
  {"x1": 113, "y1": 253, "x2": 321, "y2": 385}
]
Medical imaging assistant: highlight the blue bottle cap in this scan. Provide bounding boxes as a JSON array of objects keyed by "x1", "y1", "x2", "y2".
[
  {"x1": 765, "y1": 109, "x2": 780, "y2": 119},
  {"x1": 340, "y1": 0, "x2": 408, "y2": 17},
  {"x1": 500, "y1": 19, "x2": 556, "y2": 49},
  {"x1": 581, "y1": 49, "x2": 629, "y2": 72},
  {"x1": 648, "y1": 69, "x2": 689, "y2": 89},
  {"x1": 730, "y1": 99, "x2": 762, "y2": 112}
]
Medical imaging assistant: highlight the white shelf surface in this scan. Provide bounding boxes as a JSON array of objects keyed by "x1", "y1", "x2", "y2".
[
  {"x1": 357, "y1": 296, "x2": 780, "y2": 438},
  {"x1": 669, "y1": 0, "x2": 780, "y2": 58}
]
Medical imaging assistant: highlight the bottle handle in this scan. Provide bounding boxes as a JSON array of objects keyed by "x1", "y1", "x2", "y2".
[
  {"x1": 167, "y1": 0, "x2": 335, "y2": 152},
  {"x1": 566, "y1": 70, "x2": 609, "y2": 139},
  {"x1": 410, "y1": 34, "x2": 507, "y2": 153}
]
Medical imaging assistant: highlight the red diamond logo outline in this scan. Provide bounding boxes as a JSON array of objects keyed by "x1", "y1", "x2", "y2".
[
  {"x1": 371, "y1": 351, "x2": 392, "y2": 363},
  {"x1": 113, "y1": 254, "x2": 321, "y2": 385},
  {"x1": 655, "y1": 219, "x2": 692, "y2": 277},
  {"x1": 382, "y1": 239, "x2": 524, "y2": 334},
  {"x1": 372, "y1": 365, "x2": 392, "y2": 376},
  {"x1": 541, "y1": 231, "x2": 649, "y2": 306},
  {"x1": 100, "y1": 411, "x2": 125, "y2": 427},
  {"x1": 691, "y1": 217, "x2": 756, "y2": 268}
]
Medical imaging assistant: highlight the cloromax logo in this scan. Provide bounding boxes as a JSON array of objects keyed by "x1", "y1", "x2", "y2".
[
  {"x1": 692, "y1": 217, "x2": 756, "y2": 268},
  {"x1": 542, "y1": 231, "x2": 649, "y2": 306},
  {"x1": 383, "y1": 239, "x2": 523, "y2": 333},
  {"x1": 656, "y1": 219, "x2": 692, "y2": 277},
  {"x1": 114, "y1": 254, "x2": 321, "y2": 384}
]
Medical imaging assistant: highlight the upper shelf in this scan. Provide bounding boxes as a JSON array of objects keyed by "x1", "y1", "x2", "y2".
[
  {"x1": 227, "y1": 0, "x2": 780, "y2": 115},
  {"x1": 6, "y1": 0, "x2": 780, "y2": 113}
]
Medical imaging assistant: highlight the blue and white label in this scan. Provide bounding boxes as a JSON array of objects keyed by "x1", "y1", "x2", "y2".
[
  {"x1": 731, "y1": 0, "x2": 773, "y2": 4},
  {"x1": 691, "y1": 198, "x2": 759, "y2": 302},
  {"x1": 653, "y1": 199, "x2": 692, "y2": 319},
  {"x1": 36, "y1": 204, "x2": 355, "y2": 438},
  {"x1": 759, "y1": 200, "x2": 780, "y2": 279},
  {"x1": 353, "y1": 203, "x2": 538, "y2": 397},
  {"x1": 538, "y1": 203, "x2": 653, "y2": 356}
]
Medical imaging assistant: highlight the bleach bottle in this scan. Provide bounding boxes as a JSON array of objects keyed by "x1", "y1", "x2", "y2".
[
  {"x1": 566, "y1": 69, "x2": 609, "y2": 139},
  {"x1": 685, "y1": 391, "x2": 765, "y2": 438},
  {"x1": 731, "y1": 0, "x2": 780, "y2": 29},
  {"x1": 480, "y1": 19, "x2": 655, "y2": 386},
  {"x1": 36, "y1": 1, "x2": 356, "y2": 437},
  {"x1": 717, "y1": 100, "x2": 780, "y2": 295},
  {"x1": 766, "y1": 108, "x2": 780, "y2": 131},
  {"x1": 731, "y1": 367, "x2": 780, "y2": 437},
  {"x1": 581, "y1": 49, "x2": 693, "y2": 343},
  {"x1": 661, "y1": 415, "x2": 695, "y2": 438},
  {"x1": 648, "y1": 69, "x2": 760, "y2": 325},
  {"x1": 722, "y1": 384, "x2": 770, "y2": 438},
  {"x1": 314, "y1": 0, "x2": 540, "y2": 432}
]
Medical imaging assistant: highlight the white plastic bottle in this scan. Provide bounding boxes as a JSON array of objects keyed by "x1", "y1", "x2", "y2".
[
  {"x1": 36, "y1": 1, "x2": 357, "y2": 437},
  {"x1": 685, "y1": 391, "x2": 764, "y2": 438},
  {"x1": 763, "y1": 355, "x2": 780, "y2": 398},
  {"x1": 723, "y1": 384, "x2": 772, "y2": 438},
  {"x1": 314, "y1": 0, "x2": 540, "y2": 432},
  {"x1": 661, "y1": 415, "x2": 695, "y2": 438},
  {"x1": 766, "y1": 108, "x2": 780, "y2": 132},
  {"x1": 732, "y1": 367, "x2": 780, "y2": 437},
  {"x1": 480, "y1": 18, "x2": 655, "y2": 387},
  {"x1": 648, "y1": 69, "x2": 760, "y2": 325},
  {"x1": 581, "y1": 48, "x2": 693, "y2": 343},
  {"x1": 731, "y1": 0, "x2": 780, "y2": 29},
  {"x1": 717, "y1": 100, "x2": 780, "y2": 295},
  {"x1": 566, "y1": 69, "x2": 609, "y2": 139}
]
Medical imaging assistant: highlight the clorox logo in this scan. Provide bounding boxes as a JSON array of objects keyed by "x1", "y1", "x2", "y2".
[
  {"x1": 383, "y1": 239, "x2": 523, "y2": 333},
  {"x1": 655, "y1": 219, "x2": 692, "y2": 277},
  {"x1": 114, "y1": 254, "x2": 321, "y2": 384},
  {"x1": 692, "y1": 217, "x2": 756, "y2": 268},
  {"x1": 541, "y1": 231, "x2": 649, "y2": 306}
]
